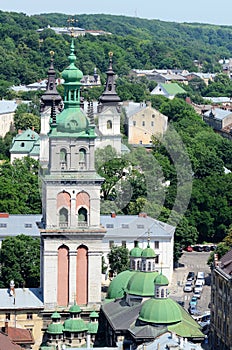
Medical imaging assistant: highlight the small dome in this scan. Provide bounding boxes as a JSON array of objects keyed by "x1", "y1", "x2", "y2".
[
  {"x1": 141, "y1": 243, "x2": 156, "y2": 258},
  {"x1": 51, "y1": 311, "x2": 61, "y2": 320},
  {"x1": 130, "y1": 242, "x2": 143, "y2": 257},
  {"x1": 88, "y1": 320, "x2": 99, "y2": 334},
  {"x1": 154, "y1": 272, "x2": 169, "y2": 286},
  {"x1": 107, "y1": 270, "x2": 136, "y2": 299},
  {"x1": 69, "y1": 303, "x2": 81, "y2": 314},
  {"x1": 89, "y1": 311, "x2": 99, "y2": 318},
  {"x1": 62, "y1": 40, "x2": 83, "y2": 83},
  {"x1": 63, "y1": 318, "x2": 88, "y2": 332},
  {"x1": 47, "y1": 322, "x2": 63, "y2": 335},
  {"x1": 56, "y1": 108, "x2": 89, "y2": 133},
  {"x1": 126, "y1": 271, "x2": 159, "y2": 297},
  {"x1": 139, "y1": 298, "x2": 182, "y2": 324}
]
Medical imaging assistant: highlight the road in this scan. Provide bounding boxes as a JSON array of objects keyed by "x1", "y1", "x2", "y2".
[{"x1": 169, "y1": 250, "x2": 212, "y2": 315}]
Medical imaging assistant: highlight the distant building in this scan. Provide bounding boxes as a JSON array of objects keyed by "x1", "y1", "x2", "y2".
[
  {"x1": 203, "y1": 108, "x2": 232, "y2": 131},
  {"x1": 0, "y1": 100, "x2": 18, "y2": 137},
  {"x1": 151, "y1": 83, "x2": 186, "y2": 99},
  {"x1": 37, "y1": 25, "x2": 85, "y2": 37},
  {"x1": 123, "y1": 101, "x2": 168, "y2": 146},
  {"x1": 210, "y1": 249, "x2": 232, "y2": 349},
  {"x1": 10, "y1": 128, "x2": 40, "y2": 163}
]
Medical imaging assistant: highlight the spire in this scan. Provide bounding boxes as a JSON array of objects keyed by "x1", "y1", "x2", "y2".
[
  {"x1": 40, "y1": 51, "x2": 63, "y2": 113},
  {"x1": 98, "y1": 51, "x2": 121, "y2": 110}
]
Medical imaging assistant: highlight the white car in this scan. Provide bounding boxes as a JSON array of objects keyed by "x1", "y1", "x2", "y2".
[
  {"x1": 184, "y1": 281, "x2": 193, "y2": 292},
  {"x1": 193, "y1": 290, "x2": 201, "y2": 299},
  {"x1": 194, "y1": 279, "x2": 204, "y2": 292}
]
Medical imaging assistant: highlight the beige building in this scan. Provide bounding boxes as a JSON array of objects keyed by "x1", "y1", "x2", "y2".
[
  {"x1": 0, "y1": 100, "x2": 17, "y2": 137},
  {"x1": 210, "y1": 249, "x2": 232, "y2": 350},
  {"x1": 124, "y1": 101, "x2": 168, "y2": 146}
]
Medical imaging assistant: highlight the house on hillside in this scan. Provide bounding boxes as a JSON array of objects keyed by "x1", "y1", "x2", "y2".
[
  {"x1": 203, "y1": 108, "x2": 232, "y2": 131},
  {"x1": 151, "y1": 83, "x2": 186, "y2": 99},
  {"x1": 123, "y1": 101, "x2": 168, "y2": 146},
  {"x1": 10, "y1": 129, "x2": 40, "y2": 163},
  {"x1": 0, "y1": 100, "x2": 18, "y2": 137}
]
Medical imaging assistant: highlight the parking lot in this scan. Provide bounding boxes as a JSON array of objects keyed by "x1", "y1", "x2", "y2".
[{"x1": 169, "y1": 250, "x2": 212, "y2": 315}]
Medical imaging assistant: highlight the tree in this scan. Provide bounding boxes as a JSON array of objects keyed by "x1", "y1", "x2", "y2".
[
  {"x1": 108, "y1": 245, "x2": 130, "y2": 275},
  {"x1": 0, "y1": 235, "x2": 40, "y2": 287}
]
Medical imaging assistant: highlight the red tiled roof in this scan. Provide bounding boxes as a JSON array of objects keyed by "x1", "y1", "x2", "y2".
[
  {"x1": 0, "y1": 332, "x2": 22, "y2": 350},
  {"x1": 8, "y1": 327, "x2": 34, "y2": 344}
]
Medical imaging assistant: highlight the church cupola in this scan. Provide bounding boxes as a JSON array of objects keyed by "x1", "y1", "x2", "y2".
[
  {"x1": 97, "y1": 52, "x2": 121, "y2": 113},
  {"x1": 40, "y1": 51, "x2": 63, "y2": 113},
  {"x1": 141, "y1": 235, "x2": 156, "y2": 272},
  {"x1": 130, "y1": 241, "x2": 142, "y2": 271}
]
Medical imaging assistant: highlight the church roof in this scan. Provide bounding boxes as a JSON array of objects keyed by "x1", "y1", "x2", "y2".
[
  {"x1": 154, "y1": 272, "x2": 169, "y2": 286},
  {"x1": 130, "y1": 241, "x2": 143, "y2": 257},
  {"x1": 125, "y1": 271, "x2": 159, "y2": 297},
  {"x1": 107, "y1": 270, "x2": 136, "y2": 299},
  {"x1": 10, "y1": 129, "x2": 40, "y2": 154},
  {"x1": 63, "y1": 318, "x2": 88, "y2": 332},
  {"x1": 139, "y1": 298, "x2": 182, "y2": 324},
  {"x1": 141, "y1": 243, "x2": 156, "y2": 258}
]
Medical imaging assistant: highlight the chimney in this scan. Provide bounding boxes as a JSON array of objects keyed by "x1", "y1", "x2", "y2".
[
  {"x1": 0, "y1": 212, "x2": 9, "y2": 218},
  {"x1": 9, "y1": 280, "x2": 15, "y2": 297},
  {"x1": 18, "y1": 129, "x2": 23, "y2": 134},
  {"x1": 138, "y1": 212, "x2": 147, "y2": 218},
  {"x1": 111, "y1": 212, "x2": 116, "y2": 218}
]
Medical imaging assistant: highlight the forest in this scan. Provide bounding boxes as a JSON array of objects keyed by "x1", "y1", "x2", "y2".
[{"x1": 0, "y1": 10, "x2": 231, "y2": 267}]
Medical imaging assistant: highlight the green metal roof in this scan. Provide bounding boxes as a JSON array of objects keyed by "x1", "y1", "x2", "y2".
[
  {"x1": 51, "y1": 311, "x2": 61, "y2": 319},
  {"x1": 126, "y1": 271, "x2": 159, "y2": 297},
  {"x1": 69, "y1": 303, "x2": 81, "y2": 314},
  {"x1": 88, "y1": 321, "x2": 99, "y2": 334},
  {"x1": 130, "y1": 242, "x2": 143, "y2": 257},
  {"x1": 139, "y1": 298, "x2": 182, "y2": 324},
  {"x1": 89, "y1": 311, "x2": 99, "y2": 318},
  {"x1": 10, "y1": 128, "x2": 40, "y2": 154},
  {"x1": 160, "y1": 83, "x2": 186, "y2": 96},
  {"x1": 141, "y1": 244, "x2": 156, "y2": 258},
  {"x1": 107, "y1": 270, "x2": 136, "y2": 299},
  {"x1": 154, "y1": 272, "x2": 169, "y2": 286},
  {"x1": 63, "y1": 318, "x2": 88, "y2": 332},
  {"x1": 47, "y1": 322, "x2": 63, "y2": 335}
]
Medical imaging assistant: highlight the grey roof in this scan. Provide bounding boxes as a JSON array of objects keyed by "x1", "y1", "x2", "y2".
[
  {"x1": 0, "y1": 214, "x2": 42, "y2": 238},
  {"x1": 203, "y1": 96, "x2": 231, "y2": 103},
  {"x1": 122, "y1": 101, "x2": 147, "y2": 118},
  {"x1": 0, "y1": 100, "x2": 18, "y2": 114},
  {"x1": 0, "y1": 288, "x2": 43, "y2": 309},
  {"x1": 101, "y1": 215, "x2": 175, "y2": 241},
  {"x1": 219, "y1": 248, "x2": 232, "y2": 276},
  {"x1": 204, "y1": 108, "x2": 232, "y2": 120}
]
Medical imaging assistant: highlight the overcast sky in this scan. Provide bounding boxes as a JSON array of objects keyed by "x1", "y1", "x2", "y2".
[{"x1": 1, "y1": 0, "x2": 232, "y2": 26}]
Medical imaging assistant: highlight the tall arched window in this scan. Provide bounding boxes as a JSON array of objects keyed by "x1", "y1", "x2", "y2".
[
  {"x1": 107, "y1": 120, "x2": 112, "y2": 129},
  {"x1": 79, "y1": 148, "x2": 87, "y2": 169},
  {"x1": 148, "y1": 261, "x2": 151, "y2": 271},
  {"x1": 57, "y1": 245, "x2": 69, "y2": 306},
  {"x1": 60, "y1": 148, "x2": 67, "y2": 170},
  {"x1": 59, "y1": 207, "x2": 68, "y2": 228},
  {"x1": 76, "y1": 245, "x2": 88, "y2": 305},
  {"x1": 78, "y1": 207, "x2": 88, "y2": 226}
]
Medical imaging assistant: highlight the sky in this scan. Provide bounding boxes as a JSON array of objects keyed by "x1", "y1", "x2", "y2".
[{"x1": 0, "y1": 0, "x2": 232, "y2": 26}]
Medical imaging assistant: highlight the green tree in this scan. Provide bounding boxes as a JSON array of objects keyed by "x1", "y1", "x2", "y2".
[
  {"x1": 0, "y1": 235, "x2": 40, "y2": 287},
  {"x1": 108, "y1": 245, "x2": 130, "y2": 275}
]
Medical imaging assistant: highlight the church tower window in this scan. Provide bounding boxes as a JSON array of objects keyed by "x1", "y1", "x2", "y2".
[
  {"x1": 79, "y1": 148, "x2": 87, "y2": 169},
  {"x1": 59, "y1": 207, "x2": 68, "y2": 228},
  {"x1": 107, "y1": 120, "x2": 112, "y2": 129},
  {"x1": 78, "y1": 207, "x2": 88, "y2": 226},
  {"x1": 60, "y1": 148, "x2": 67, "y2": 170}
]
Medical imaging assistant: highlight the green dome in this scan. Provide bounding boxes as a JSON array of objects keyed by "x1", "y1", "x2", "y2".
[
  {"x1": 51, "y1": 311, "x2": 61, "y2": 320},
  {"x1": 126, "y1": 271, "x2": 159, "y2": 297},
  {"x1": 130, "y1": 242, "x2": 143, "y2": 257},
  {"x1": 62, "y1": 40, "x2": 83, "y2": 83},
  {"x1": 56, "y1": 108, "x2": 89, "y2": 133},
  {"x1": 154, "y1": 273, "x2": 169, "y2": 286},
  {"x1": 47, "y1": 322, "x2": 63, "y2": 335},
  {"x1": 88, "y1": 321, "x2": 99, "y2": 334},
  {"x1": 141, "y1": 243, "x2": 156, "y2": 258},
  {"x1": 89, "y1": 311, "x2": 99, "y2": 318},
  {"x1": 107, "y1": 270, "x2": 136, "y2": 299},
  {"x1": 69, "y1": 303, "x2": 81, "y2": 314},
  {"x1": 139, "y1": 298, "x2": 182, "y2": 324},
  {"x1": 63, "y1": 318, "x2": 88, "y2": 332}
]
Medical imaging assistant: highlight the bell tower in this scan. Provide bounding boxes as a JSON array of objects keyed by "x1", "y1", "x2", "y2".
[{"x1": 40, "y1": 39, "x2": 105, "y2": 310}]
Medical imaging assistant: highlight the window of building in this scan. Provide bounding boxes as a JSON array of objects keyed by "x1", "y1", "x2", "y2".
[
  {"x1": 59, "y1": 207, "x2": 68, "y2": 228},
  {"x1": 152, "y1": 114, "x2": 155, "y2": 118},
  {"x1": 106, "y1": 224, "x2": 114, "y2": 228},
  {"x1": 137, "y1": 224, "x2": 144, "y2": 229},
  {"x1": 122, "y1": 224, "x2": 129, "y2": 228},
  {"x1": 155, "y1": 255, "x2": 159, "y2": 264},
  {"x1": 5, "y1": 313, "x2": 10, "y2": 320},
  {"x1": 78, "y1": 207, "x2": 87, "y2": 225},
  {"x1": 122, "y1": 241, "x2": 126, "y2": 247},
  {"x1": 139, "y1": 140, "x2": 143, "y2": 144},
  {"x1": 0, "y1": 223, "x2": 7, "y2": 228},
  {"x1": 133, "y1": 121, "x2": 136, "y2": 126},
  {"x1": 107, "y1": 120, "x2": 112, "y2": 129},
  {"x1": 27, "y1": 313, "x2": 33, "y2": 320},
  {"x1": 109, "y1": 240, "x2": 114, "y2": 248},
  {"x1": 154, "y1": 241, "x2": 159, "y2": 249},
  {"x1": 151, "y1": 121, "x2": 154, "y2": 126},
  {"x1": 60, "y1": 148, "x2": 67, "y2": 170},
  {"x1": 79, "y1": 148, "x2": 87, "y2": 169},
  {"x1": 142, "y1": 121, "x2": 145, "y2": 127},
  {"x1": 21, "y1": 142, "x2": 25, "y2": 147}
]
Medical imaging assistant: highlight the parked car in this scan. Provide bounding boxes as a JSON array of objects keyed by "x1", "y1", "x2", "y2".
[
  {"x1": 193, "y1": 290, "x2": 201, "y2": 299},
  {"x1": 184, "y1": 246, "x2": 193, "y2": 252},
  {"x1": 193, "y1": 245, "x2": 203, "y2": 252},
  {"x1": 203, "y1": 245, "x2": 211, "y2": 252},
  {"x1": 194, "y1": 280, "x2": 204, "y2": 293},
  {"x1": 210, "y1": 245, "x2": 217, "y2": 251},
  {"x1": 183, "y1": 281, "x2": 193, "y2": 292},
  {"x1": 189, "y1": 296, "x2": 198, "y2": 307},
  {"x1": 188, "y1": 305, "x2": 199, "y2": 315},
  {"x1": 187, "y1": 271, "x2": 195, "y2": 281},
  {"x1": 197, "y1": 271, "x2": 205, "y2": 285}
]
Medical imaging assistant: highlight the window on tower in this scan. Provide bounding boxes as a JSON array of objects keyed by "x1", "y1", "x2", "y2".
[
  {"x1": 60, "y1": 148, "x2": 67, "y2": 170},
  {"x1": 59, "y1": 207, "x2": 68, "y2": 228},
  {"x1": 79, "y1": 148, "x2": 87, "y2": 170},
  {"x1": 107, "y1": 120, "x2": 112, "y2": 129},
  {"x1": 78, "y1": 207, "x2": 88, "y2": 227}
]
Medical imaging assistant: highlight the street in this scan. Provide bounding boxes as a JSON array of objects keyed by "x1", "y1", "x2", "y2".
[{"x1": 169, "y1": 250, "x2": 212, "y2": 315}]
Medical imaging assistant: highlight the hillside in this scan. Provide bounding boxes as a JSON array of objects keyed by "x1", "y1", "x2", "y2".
[{"x1": 0, "y1": 10, "x2": 232, "y2": 88}]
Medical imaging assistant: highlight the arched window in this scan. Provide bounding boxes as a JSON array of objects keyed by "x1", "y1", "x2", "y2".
[
  {"x1": 79, "y1": 148, "x2": 87, "y2": 169},
  {"x1": 78, "y1": 207, "x2": 88, "y2": 226},
  {"x1": 59, "y1": 207, "x2": 68, "y2": 228},
  {"x1": 21, "y1": 142, "x2": 25, "y2": 147},
  {"x1": 161, "y1": 288, "x2": 165, "y2": 298},
  {"x1": 148, "y1": 261, "x2": 151, "y2": 271},
  {"x1": 60, "y1": 148, "x2": 67, "y2": 170},
  {"x1": 107, "y1": 120, "x2": 112, "y2": 129},
  {"x1": 137, "y1": 261, "x2": 140, "y2": 270}
]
